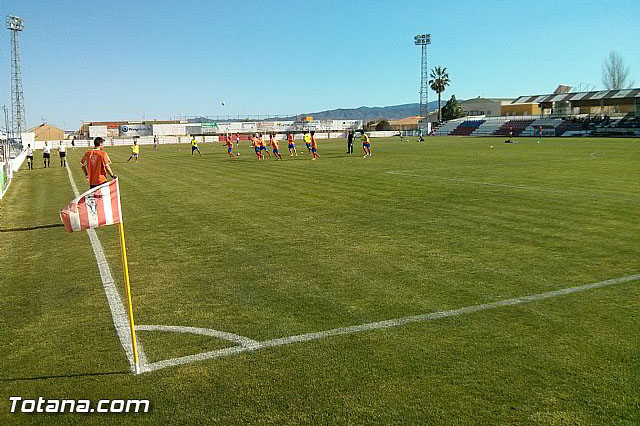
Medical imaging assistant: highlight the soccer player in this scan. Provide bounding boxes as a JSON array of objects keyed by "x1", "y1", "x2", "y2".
[
  {"x1": 287, "y1": 132, "x2": 297, "y2": 156},
  {"x1": 271, "y1": 134, "x2": 283, "y2": 160},
  {"x1": 191, "y1": 136, "x2": 202, "y2": 156},
  {"x1": 42, "y1": 141, "x2": 51, "y2": 168},
  {"x1": 127, "y1": 139, "x2": 140, "y2": 162},
  {"x1": 310, "y1": 131, "x2": 319, "y2": 160},
  {"x1": 361, "y1": 131, "x2": 372, "y2": 157},
  {"x1": 26, "y1": 144, "x2": 33, "y2": 169},
  {"x1": 303, "y1": 131, "x2": 312, "y2": 154},
  {"x1": 252, "y1": 134, "x2": 263, "y2": 160},
  {"x1": 259, "y1": 133, "x2": 271, "y2": 157},
  {"x1": 223, "y1": 136, "x2": 236, "y2": 158},
  {"x1": 71, "y1": 137, "x2": 76, "y2": 150},
  {"x1": 58, "y1": 141, "x2": 67, "y2": 167},
  {"x1": 81, "y1": 137, "x2": 116, "y2": 189},
  {"x1": 153, "y1": 135, "x2": 159, "y2": 149},
  {"x1": 235, "y1": 132, "x2": 240, "y2": 148}
]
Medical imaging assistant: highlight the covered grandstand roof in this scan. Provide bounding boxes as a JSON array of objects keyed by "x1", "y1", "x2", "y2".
[{"x1": 512, "y1": 88, "x2": 640, "y2": 104}]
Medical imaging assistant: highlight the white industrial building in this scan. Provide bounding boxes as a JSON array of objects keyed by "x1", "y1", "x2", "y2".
[{"x1": 88, "y1": 120, "x2": 362, "y2": 139}]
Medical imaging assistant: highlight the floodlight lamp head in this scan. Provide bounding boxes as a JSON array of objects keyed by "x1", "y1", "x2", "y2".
[
  {"x1": 414, "y1": 34, "x2": 431, "y2": 45},
  {"x1": 6, "y1": 15, "x2": 24, "y2": 31}
]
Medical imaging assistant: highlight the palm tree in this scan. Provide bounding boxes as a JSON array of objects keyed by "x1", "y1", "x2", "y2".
[{"x1": 429, "y1": 66, "x2": 450, "y2": 123}]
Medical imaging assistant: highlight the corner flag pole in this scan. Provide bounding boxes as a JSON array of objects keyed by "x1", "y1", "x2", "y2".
[{"x1": 118, "y1": 221, "x2": 140, "y2": 374}]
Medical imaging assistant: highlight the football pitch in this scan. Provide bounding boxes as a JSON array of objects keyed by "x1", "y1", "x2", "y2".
[{"x1": 1, "y1": 136, "x2": 639, "y2": 424}]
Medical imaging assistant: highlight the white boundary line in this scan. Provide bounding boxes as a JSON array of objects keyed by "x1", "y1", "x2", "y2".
[
  {"x1": 136, "y1": 325, "x2": 259, "y2": 348},
  {"x1": 65, "y1": 164, "x2": 147, "y2": 372},
  {"x1": 140, "y1": 274, "x2": 639, "y2": 373}
]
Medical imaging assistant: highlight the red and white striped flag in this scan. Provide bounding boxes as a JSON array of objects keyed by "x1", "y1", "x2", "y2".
[{"x1": 60, "y1": 179, "x2": 122, "y2": 233}]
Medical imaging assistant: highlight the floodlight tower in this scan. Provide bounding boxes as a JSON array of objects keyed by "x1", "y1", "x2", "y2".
[
  {"x1": 414, "y1": 34, "x2": 431, "y2": 122},
  {"x1": 7, "y1": 15, "x2": 26, "y2": 143}
]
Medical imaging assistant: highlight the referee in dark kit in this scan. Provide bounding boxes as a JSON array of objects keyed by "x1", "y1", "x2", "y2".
[{"x1": 347, "y1": 130, "x2": 354, "y2": 154}]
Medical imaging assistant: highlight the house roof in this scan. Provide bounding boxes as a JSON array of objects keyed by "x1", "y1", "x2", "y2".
[
  {"x1": 461, "y1": 97, "x2": 515, "y2": 104},
  {"x1": 27, "y1": 123, "x2": 64, "y2": 132}
]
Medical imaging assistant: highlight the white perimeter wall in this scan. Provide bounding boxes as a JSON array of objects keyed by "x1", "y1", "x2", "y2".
[
  {"x1": 31, "y1": 131, "x2": 398, "y2": 149},
  {"x1": 89, "y1": 120, "x2": 364, "y2": 138}
]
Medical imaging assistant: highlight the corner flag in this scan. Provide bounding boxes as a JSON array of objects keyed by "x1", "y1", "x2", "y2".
[
  {"x1": 59, "y1": 177, "x2": 141, "y2": 374},
  {"x1": 60, "y1": 179, "x2": 122, "y2": 233}
]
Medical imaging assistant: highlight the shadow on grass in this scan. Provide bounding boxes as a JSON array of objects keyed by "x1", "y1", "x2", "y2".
[
  {"x1": 1, "y1": 370, "x2": 131, "y2": 383},
  {"x1": 0, "y1": 223, "x2": 64, "y2": 233}
]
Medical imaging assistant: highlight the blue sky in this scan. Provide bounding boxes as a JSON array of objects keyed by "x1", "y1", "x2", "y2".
[{"x1": 0, "y1": 0, "x2": 638, "y2": 130}]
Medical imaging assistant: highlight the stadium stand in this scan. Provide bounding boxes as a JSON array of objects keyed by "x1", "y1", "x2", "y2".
[
  {"x1": 613, "y1": 113, "x2": 640, "y2": 128},
  {"x1": 471, "y1": 120, "x2": 506, "y2": 136},
  {"x1": 555, "y1": 118, "x2": 594, "y2": 136},
  {"x1": 428, "y1": 87, "x2": 640, "y2": 137},
  {"x1": 494, "y1": 120, "x2": 535, "y2": 136},
  {"x1": 433, "y1": 86, "x2": 640, "y2": 137},
  {"x1": 434, "y1": 120, "x2": 463, "y2": 135},
  {"x1": 521, "y1": 118, "x2": 563, "y2": 136},
  {"x1": 435, "y1": 114, "x2": 640, "y2": 137},
  {"x1": 588, "y1": 114, "x2": 640, "y2": 136},
  {"x1": 449, "y1": 120, "x2": 485, "y2": 136}
]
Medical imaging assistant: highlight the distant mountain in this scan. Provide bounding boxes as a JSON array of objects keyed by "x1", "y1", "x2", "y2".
[
  {"x1": 187, "y1": 101, "x2": 443, "y2": 123},
  {"x1": 302, "y1": 101, "x2": 439, "y2": 122},
  {"x1": 188, "y1": 117, "x2": 216, "y2": 123}
]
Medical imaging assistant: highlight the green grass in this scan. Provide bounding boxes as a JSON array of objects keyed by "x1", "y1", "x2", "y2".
[{"x1": 1, "y1": 136, "x2": 639, "y2": 424}]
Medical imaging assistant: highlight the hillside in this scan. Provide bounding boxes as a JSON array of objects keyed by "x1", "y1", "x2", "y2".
[
  {"x1": 303, "y1": 101, "x2": 440, "y2": 121},
  {"x1": 189, "y1": 101, "x2": 441, "y2": 123}
]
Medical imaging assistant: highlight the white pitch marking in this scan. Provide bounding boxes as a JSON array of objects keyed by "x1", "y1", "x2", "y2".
[
  {"x1": 136, "y1": 325, "x2": 259, "y2": 348},
  {"x1": 65, "y1": 164, "x2": 147, "y2": 372},
  {"x1": 140, "y1": 274, "x2": 639, "y2": 373}
]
